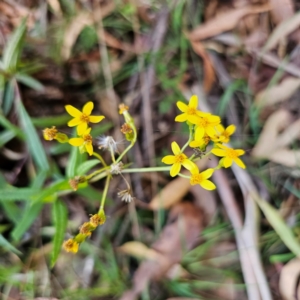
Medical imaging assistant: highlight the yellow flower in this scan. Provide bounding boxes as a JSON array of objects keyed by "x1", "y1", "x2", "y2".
[
  {"x1": 190, "y1": 114, "x2": 221, "y2": 140},
  {"x1": 211, "y1": 144, "x2": 245, "y2": 169},
  {"x1": 43, "y1": 126, "x2": 58, "y2": 141},
  {"x1": 119, "y1": 103, "x2": 129, "y2": 114},
  {"x1": 189, "y1": 134, "x2": 211, "y2": 150},
  {"x1": 211, "y1": 124, "x2": 236, "y2": 143},
  {"x1": 65, "y1": 101, "x2": 105, "y2": 135},
  {"x1": 162, "y1": 141, "x2": 196, "y2": 177},
  {"x1": 68, "y1": 127, "x2": 94, "y2": 156},
  {"x1": 63, "y1": 238, "x2": 79, "y2": 253},
  {"x1": 190, "y1": 168, "x2": 216, "y2": 190},
  {"x1": 175, "y1": 95, "x2": 209, "y2": 123},
  {"x1": 90, "y1": 212, "x2": 106, "y2": 226}
]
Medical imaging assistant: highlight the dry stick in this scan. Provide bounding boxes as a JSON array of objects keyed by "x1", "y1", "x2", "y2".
[
  {"x1": 182, "y1": 86, "x2": 272, "y2": 300},
  {"x1": 138, "y1": 8, "x2": 170, "y2": 196}
]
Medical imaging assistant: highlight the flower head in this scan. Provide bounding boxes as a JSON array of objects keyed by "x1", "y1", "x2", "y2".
[
  {"x1": 190, "y1": 114, "x2": 221, "y2": 140},
  {"x1": 190, "y1": 168, "x2": 216, "y2": 190},
  {"x1": 63, "y1": 238, "x2": 79, "y2": 253},
  {"x1": 175, "y1": 95, "x2": 210, "y2": 123},
  {"x1": 211, "y1": 124, "x2": 236, "y2": 143},
  {"x1": 118, "y1": 188, "x2": 134, "y2": 203},
  {"x1": 97, "y1": 136, "x2": 119, "y2": 153},
  {"x1": 43, "y1": 126, "x2": 58, "y2": 141},
  {"x1": 68, "y1": 127, "x2": 94, "y2": 156},
  {"x1": 79, "y1": 222, "x2": 94, "y2": 236},
  {"x1": 162, "y1": 141, "x2": 196, "y2": 177},
  {"x1": 211, "y1": 144, "x2": 245, "y2": 169},
  {"x1": 65, "y1": 101, "x2": 105, "y2": 135},
  {"x1": 90, "y1": 212, "x2": 106, "y2": 226},
  {"x1": 111, "y1": 162, "x2": 124, "y2": 174},
  {"x1": 189, "y1": 134, "x2": 211, "y2": 150},
  {"x1": 119, "y1": 103, "x2": 129, "y2": 114},
  {"x1": 69, "y1": 176, "x2": 86, "y2": 191}
]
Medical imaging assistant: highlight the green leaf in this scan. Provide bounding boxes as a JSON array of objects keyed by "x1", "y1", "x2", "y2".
[
  {"x1": 0, "y1": 113, "x2": 24, "y2": 139},
  {"x1": 76, "y1": 159, "x2": 100, "y2": 176},
  {"x1": 51, "y1": 199, "x2": 68, "y2": 267},
  {"x1": 15, "y1": 73, "x2": 44, "y2": 91},
  {"x1": 3, "y1": 18, "x2": 27, "y2": 72},
  {"x1": 1, "y1": 202, "x2": 21, "y2": 224},
  {"x1": 32, "y1": 114, "x2": 70, "y2": 128},
  {"x1": 256, "y1": 197, "x2": 300, "y2": 256},
  {"x1": 11, "y1": 202, "x2": 44, "y2": 241},
  {"x1": 3, "y1": 80, "x2": 15, "y2": 115},
  {"x1": 77, "y1": 185, "x2": 103, "y2": 202},
  {"x1": 0, "y1": 234, "x2": 22, "y2": 255},
  {"x1": 0, "y1": 129, "x2": 15, "y2": 148},
  {"x1": 0, "y1": 187, "x2": 40, "y2": 201},
  {"x1": 16, "y1": 101, "x2": 50, "y2": 172}
]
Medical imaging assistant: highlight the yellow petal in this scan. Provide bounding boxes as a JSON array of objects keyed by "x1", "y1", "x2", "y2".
[
  {"x1": 162, "y1": 155, "x2": 176, "y2": 164},
  {"x1": 195, "y1": 127, "x2": 205, "y2": 140},
  {"x1": 234, "y1": 157, "x2": 246, "y2": 169},
  {"x1": 83, "y1": 127, "x2": 92, "y2": 135},
  {"x1": 175, "y1": 113, "x2": 187, "y2": 122},
  {"x1": 215, "y1": 124, "x2": 225, "y2": 134},
  {"x1": 188, "y1": 115, "x2": 201, "y2": 124},
  {"x1": 69, "y1": 138, "x2": 84, "y2": 146},
  {"x1": 85, "y1": 143, "x2": 93, "y2": 156},
  {"x1": 190, "y1": 166, "x2": 199, "y2": 175},
  {"x1": 170, "y1": 163, "x2": 181, "y2": 177},
  {"x1": 235, "y1": 149, "x2": 245, "y2": 156},
  {"x1": 200, "y1": 180, "x2": 216, "y2": 190},
  {"x1": 223, "y1": 157, "x2": 233, "y2": 168},
  {"x1": 171, "y1": 141, "x2": 181, "y2": 155},
  {"x1": 68, "y1": 118, "x2": 81, "y2": 127},
  {"x1": 225, "y1": 124, "x2": 236, "y2": 135},
  {"x1": 201, "y1": 168, "x2": 214, "y2": 179},
  {"x1": 89, "y1": 115, "x2": 105, "y2": 123},
  {"x1": 208, "y1": 115, "x2": 221, "y2": 124},
  {"x1": 206, "y1": 126, "x2": 218, "y2": 137},
  {"x1": 211, "y1": 149, "x2": 226, "y2": 156},
  {"x1": 189, "y1": 95, "x2": 198, "y2": 109},
  {"x1": 176, "y1": 101, "x2": 187, "y2": 112},
  {"x1": 83, "y1": 101, "x2": 94, "y2": 115},
  {"x1": 189, "y1": 140, "x2": 201, "y2": 148},
  {"x1": 65, "y1": 105, "x2": 82, "y2": 117},
  {"x1": 77, "y1": 122, "x2": 88, "y2": 136},
  {"x1": 182, "y1": 159, "x2": 197, "y2": 171}
]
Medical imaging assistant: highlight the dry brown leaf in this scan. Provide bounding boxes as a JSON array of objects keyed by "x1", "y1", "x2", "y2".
[
  {"x1": 251, "y1": 110, "x2": 291, "y2": 158},
  {"x1": 120, "y1": 203, "x2": 203, "y2": 300},
  {"x1": 47, "y1": 0, "x2": 62, "y2": 17},
  {"x1": 269, "y1": 149, "x2": 300, "y2": 168},
  {"x1": 149, "y1": 158, "x2": 208, "y2": 210},
  {"x1": 254, "y1": 77, "x2": 300, "y2": 107},
  {"x1": 269, "y1": 0, "x2": 294, "y2": 24},
  {"x1": 279, "y1": 258, "x2": 300, "y2": 300},
  {"x1": 61, "y1": 2, "x2": 115, "y2": 60},
  {"x1": 190, "y1": 41, "x2": 215, "y2": 92},
  {"x1": 118, "y1": 241, "x2": 162, "y2": 261},
  {"x1": 264, "y1": 11, "x2": 300, "y2": 51},
  {"x1": 188, "y1": 3, "x2": 271, "y2": 41}
]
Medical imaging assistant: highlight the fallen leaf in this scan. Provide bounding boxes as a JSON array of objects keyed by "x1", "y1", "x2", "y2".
[
  {"x1": 188, "y1": 4, "x2": 271, "y2": 41},
  {"x1": 279, "y1": 258, "x2": 300, "y2": 300},
  {"x1": 252, "y1": 110, "x2": 291, "y2": 158},
  {"x1": 118, "y1": 241, "x2": 162, "y2": 261},
  {"x1": 120, "y1": 203, "x2": 203, "y2": 300},
  {"x1": 269, "y1": 0, "x2": 295, "y2": 24},
  {"x1": 269, "y1": 149, "x2": 300, "y2": 168},
  {"x1": 255, "y1": 77, "x2": 300, "y2": 107},
  {"x1": 149, "y1": 158, "x2": 208, "y2": 210},
  {"x1": 264, "y1": 11, "x2": 300, "y2": 51},
  {"x1": 190, "y1": 41, "x2": 215, "y2": 92}
]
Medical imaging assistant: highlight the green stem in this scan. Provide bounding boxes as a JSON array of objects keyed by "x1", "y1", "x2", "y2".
[
  {"x1": 122, "y1": 166, "x2": 171, "y2": 173},
  {"x1": 116, "y1": 128, "x2": 137, "y2": 163},
  {"x1": 86, "y1": 166, "x2": 110, "y2": 181},
  {"x1": 177, "y1": 173, "x2": 190, "y2": 179},
  {"x1": 181, "y1": 124, "x2": 193, "y2": 152},
  {"x1": 92, "y1": 152, "x2": 107, "y2": 167},
  {"x1": 99, "y1": 175, "x2": 111, "y2": 212}
]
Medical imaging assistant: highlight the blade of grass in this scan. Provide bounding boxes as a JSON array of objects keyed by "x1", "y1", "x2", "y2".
[{"x1": 0, "y1": 234, "x2": 22, "y2": 255}]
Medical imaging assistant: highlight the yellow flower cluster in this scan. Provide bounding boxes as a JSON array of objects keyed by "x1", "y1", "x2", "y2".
[
  {"x1": 162, "y1": 95, "x2": 246, "y2": 190},
  {"x1": 63, "y1": 211, "x2": 106, "y2": 253}
]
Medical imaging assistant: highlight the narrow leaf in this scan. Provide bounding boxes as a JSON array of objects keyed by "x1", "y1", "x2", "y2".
[
  {"x1": 3, "y1": 18, "x2": 27, "y2": 72},
  {"x1": 0, "y1": 234, "x2": 22, "y2": 255},
  {"x1": 17, "y1": 101, "x2": 50, "y2": 172},
  {"x1": 11, "y1": 202, "x2": 44, "y2": 241},
  {"x1": 15, "y1": 73, "x2": 44, "y2": 91},
  {"x1": 51, "y1": 200, "x2": 68, "y2": 267},
  {"x1": 76, "y1": 159, "x2": 100, "y2": 176},
  {"x1": 0, "y1": 187, "x2": 40, "y2": 201},
  {"x1": 0, "y1": 130, "x2": 15, "y2": 148},
  {"x1": 256, "y1": 197, "x2": 300, "y2": 256},
  {"x1": 3, "y1": 80, "x2": 15, "y2": 115}
]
